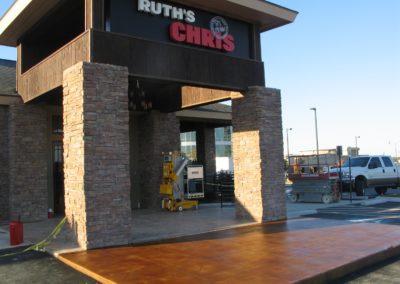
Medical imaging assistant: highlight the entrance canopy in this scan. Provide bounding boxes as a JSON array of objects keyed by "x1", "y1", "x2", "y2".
[
  {"x1": 0, "y1": 0, "x2": 297, "y2": 109},
  {"x1": 0, "y1": 0, "x2": 297, "y2": 46}
]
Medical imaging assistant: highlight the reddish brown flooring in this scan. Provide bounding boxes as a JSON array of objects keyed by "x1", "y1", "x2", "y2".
[{"x1": 59, "y1": 219, "x2": 400, "y2": 283}]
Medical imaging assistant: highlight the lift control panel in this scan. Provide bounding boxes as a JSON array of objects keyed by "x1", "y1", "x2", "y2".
[{"x1": 185, "y1": 165, "x2": 205, "y2": 199}]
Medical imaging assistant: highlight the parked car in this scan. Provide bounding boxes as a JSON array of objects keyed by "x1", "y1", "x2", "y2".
[{"x1": 341, "y1": 155, "x2": 400, "y2": 196}]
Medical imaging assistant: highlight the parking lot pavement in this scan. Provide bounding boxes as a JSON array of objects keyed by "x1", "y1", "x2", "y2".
[
  {"x1": 302, "y1": 200, "x2": 400, "y2": 225},
  {"x1": 286, "y1": 199, "x2": 359, "y2": 218},
  {"x1": 286, "y1": 193, "x2": 370, "y2": 219},
  {"x1": 285, "y1": 186, "x2": 400, "y2": 219}
]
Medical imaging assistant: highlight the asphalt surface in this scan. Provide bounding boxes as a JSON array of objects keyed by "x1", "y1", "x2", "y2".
[
  {"x1": 304, "y1": 201, "x2": 400, "y2": 225},
  {"x1": 333, "y1": 254, "x2": 400, "y2": 283},
  {"x1": 0, "y1": 246, "x2": 96, "y2": 284}
]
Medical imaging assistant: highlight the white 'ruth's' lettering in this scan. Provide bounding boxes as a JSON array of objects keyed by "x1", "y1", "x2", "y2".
[{"x1": 138, "y1": 0, "x2": 196, "y2": 23}]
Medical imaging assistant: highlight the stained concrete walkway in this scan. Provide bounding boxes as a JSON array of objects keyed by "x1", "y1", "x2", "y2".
[{"x1": 58, "y1": 218, "x2": 400, "y2": 283}]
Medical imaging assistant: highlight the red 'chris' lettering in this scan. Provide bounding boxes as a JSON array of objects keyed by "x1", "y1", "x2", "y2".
[
  {"x1": 169, "y1": 21, "x2": 235, "y2": 53},
  {"x1": 170, "y1": 22, "x2": 186, "y2": 42},
  {"x1": 186, "y1": 25, "x2": 201, "y2": 45},
  {"x1": 201, "y1": 29, "x2": 215, "y2": 49},
  {"x1": 222, "y1": 34, "x2": 234, "y2": 52}
]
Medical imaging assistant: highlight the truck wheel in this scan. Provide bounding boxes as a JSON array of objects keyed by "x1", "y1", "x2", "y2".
[
  {"x1": 375, "y1": 187, "x2": 387, "y2": 195},
  {"x1": 355, "y1": 179, "x2": 366, "y2": 196},
  {"x1": 289, "y1": 193, "x2": 299, "y2": 203},
  {"x1": 322, "y1": 194, "x2": 333, "y2": 204}
]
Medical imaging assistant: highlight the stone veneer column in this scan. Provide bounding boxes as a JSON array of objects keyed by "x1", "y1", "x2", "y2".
[
  {"x1": 232, "y1": 87, "x2": 286, "y2": 222},
  {"x1": 197, "y1": 128, "x2": 216, "y2": 178},
  {"x1": 63, "y1": 62, "x2": 131, "y2": 249},
  {"x1": 204, "y1": 128, "x2": 217, "y2": 177},
  {"x1": 0, "y1": 106, "x2": 10, "y2": 220},
  {"x1": 138, "y1": 111, "x2": 180, "y2": 209},
  {"x1": 8, "y1": 102, "x2": 48, "y2": 221}
]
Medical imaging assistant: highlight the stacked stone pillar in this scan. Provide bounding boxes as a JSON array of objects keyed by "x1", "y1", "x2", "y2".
[
  {"x1": 63, "y1": 62, "x2": 131, "y2": 249},
  {"x1": 196, "y1": 127, "x2": 216, "y2": 178},
  {"x1": 138, "y1": 111, "x2": 180, "y2": 209},
  {"x1": 8, "y1": 102, "x2": 48, "y2": 221},
  {"x1": 0, "y1": 106, "x2": 10, "y2": 220},
  {"x1": 232, "y1": 87, "x2": 286, "y2": 222}
]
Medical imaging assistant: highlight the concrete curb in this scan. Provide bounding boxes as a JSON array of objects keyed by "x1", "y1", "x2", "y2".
[{"x1": 299, "y1": 243, "x2": 400, "y2": 283}]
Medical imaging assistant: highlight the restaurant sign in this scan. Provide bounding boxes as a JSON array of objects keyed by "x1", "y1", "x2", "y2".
[
  {"x1": 109, "y1": 0, "x2": 252, "y2": 58},
  {"x1": 137, "y1": 0, "x2": 235, "y2": 52}
]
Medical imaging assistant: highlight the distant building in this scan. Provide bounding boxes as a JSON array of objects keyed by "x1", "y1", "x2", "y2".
[{"x1": 347, "y1": 146, "x2": 359, "y2": 157}]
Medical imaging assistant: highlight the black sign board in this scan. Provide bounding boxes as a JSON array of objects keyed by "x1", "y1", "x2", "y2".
[{"x1": 108, "y1": 0, "x2": 253, "y2": 59}]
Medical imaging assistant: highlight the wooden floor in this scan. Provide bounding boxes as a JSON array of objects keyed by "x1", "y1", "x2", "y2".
[{"x1": 59, "y1": 219, "x2": 400, "y2": 283}]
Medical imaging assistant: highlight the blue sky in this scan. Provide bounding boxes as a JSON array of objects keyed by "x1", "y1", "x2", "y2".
[
  {"x1": 1, "y1": 1, "x2": 399, "y2": 156},
  {"x1": 264, "y1": 0, "x2": 400, "y2": 156}
]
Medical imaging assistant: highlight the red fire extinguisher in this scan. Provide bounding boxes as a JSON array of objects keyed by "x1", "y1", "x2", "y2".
[
  {"x1": 48, "y1": 208, "x2": 54, "y2": 219},
  {"x1": 9, "y1": 216, "x2": 23, "y2": 246}
]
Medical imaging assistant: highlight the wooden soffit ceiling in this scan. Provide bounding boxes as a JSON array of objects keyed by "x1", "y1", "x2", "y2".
[{"x1": 0, "y1": 0, "x2": 63, "y2": 46}]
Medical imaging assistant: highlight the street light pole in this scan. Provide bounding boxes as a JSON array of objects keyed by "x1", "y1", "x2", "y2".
[
  {"x1": 286, "y1": 128, "x2": 292, "y2": 170},
  {"x1": 310, "y1": 107, "x2": 320, "y2": 173},
  {"x1": 355, "y1": 136, "x2": 360, "y2": 156},
  {"x1": 394, "y1": 141, "x2": 400, "y2": 162}
]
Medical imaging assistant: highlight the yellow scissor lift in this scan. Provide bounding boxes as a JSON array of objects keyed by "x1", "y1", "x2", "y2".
[{"x1": 160, "y1": 152, "x2": 198, "y2": 212}]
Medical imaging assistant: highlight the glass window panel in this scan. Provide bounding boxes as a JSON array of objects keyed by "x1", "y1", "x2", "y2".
[{"x1": 382, "y1": 157, "x2": 394, "y2": 167}]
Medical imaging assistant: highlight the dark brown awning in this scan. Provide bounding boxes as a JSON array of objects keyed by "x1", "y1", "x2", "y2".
[{"x1": 0, "y1": 0, "x2": 297, "y2": 47}]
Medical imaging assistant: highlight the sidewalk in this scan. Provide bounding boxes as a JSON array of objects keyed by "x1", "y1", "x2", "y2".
[
  {"x1": 0, "y1": 217, "x2": 80, "y2": 254},
  {"x1": 0, "y1": 204, "x2": 254, "y2": 255},
  {"x1": 0, "y1": 195, "x2": 383, "y2": 253},
  {"x1": 2, "y1": 197, "x2": 400, "y2": 283}
]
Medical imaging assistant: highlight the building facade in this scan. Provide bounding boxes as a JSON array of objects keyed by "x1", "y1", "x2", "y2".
[{"x1": 0, "y1": 0, "x2": 297, "y2": 249}]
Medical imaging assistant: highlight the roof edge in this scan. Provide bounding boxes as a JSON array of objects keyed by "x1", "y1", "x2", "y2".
[
  {"x1": 0, "y1": 0, "x2": 32, "y2": 44},
  {"x1": 231, "y1": 0, "x2": 298, "y2": 22},
  {"x1": 0, "y1": 0, "x2": 297, "y2": 46},
  {"x1": 0, "y1": 58, "x2": 16, "y2": 67}
]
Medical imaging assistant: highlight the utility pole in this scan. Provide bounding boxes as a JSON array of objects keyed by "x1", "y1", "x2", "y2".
[{"x1": 310, "y1": 107, "x2": 320, "y2": 173}]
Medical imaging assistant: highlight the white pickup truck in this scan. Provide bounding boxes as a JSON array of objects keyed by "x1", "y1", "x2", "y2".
[{"x1": 341, "y1": 155, "x2": 400, "y2": 196}]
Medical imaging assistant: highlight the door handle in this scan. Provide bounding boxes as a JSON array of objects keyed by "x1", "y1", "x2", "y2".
[{"x1": 382, "y1": 169, "x2": 385, "y2": 173}]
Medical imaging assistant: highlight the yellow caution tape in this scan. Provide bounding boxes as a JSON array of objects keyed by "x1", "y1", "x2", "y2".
[{"x1": 0, "y1": 216, "x2": 67, "y2": 258}]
